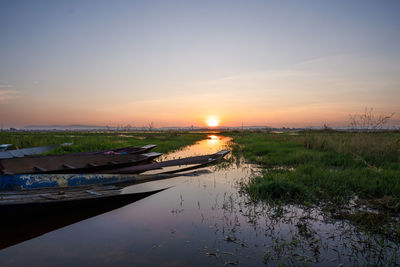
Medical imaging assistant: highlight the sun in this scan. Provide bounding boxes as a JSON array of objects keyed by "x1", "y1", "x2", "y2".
[{"x1": 206, "y1": 116, "x2": 220, "y2": 127}]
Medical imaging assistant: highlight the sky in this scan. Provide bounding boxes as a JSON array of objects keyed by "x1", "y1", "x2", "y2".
[{"x1": 1, "y1": 0, "x2": 399, "y2": 128}]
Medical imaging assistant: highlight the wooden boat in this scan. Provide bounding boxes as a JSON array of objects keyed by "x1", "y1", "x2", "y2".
[
  {"x1": 0, "y1": 150, "x2": 230, "y2": 190},
  {"x1": 0, "y1": 144, "x2": 156, "y2": 159},
  {"x1": 0, "y1": 152, "x2": 162, "y2": 175},
  {"x1": 0, "y1": 144, "x2": 12, "y2": 152},
  {"x1": 0, "y1": 145, "x2": 58, "y2": 159},
  {"x1": 69, "y1": 144, "x2": 157, "y2": 155},
  {"x1": 0, "y1": 187, "x2": 166, "y2": 250},
  {"x1": 0, "y1": 150, "x2": 230, "y2": 249},
  {"x1": 0, "y1": 169, "x2": 211, "y2": 250},
  {"x1": 103, "y1": 149, "x2": 231, "y2": 174}
]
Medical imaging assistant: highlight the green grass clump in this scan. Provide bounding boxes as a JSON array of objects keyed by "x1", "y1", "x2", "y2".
[
  {"x1": 247, "y1": 172, "x2": 310, "y2": 202},
  {"x1": 302, "y1": 131, "x2": 400, "y2": 167},
  {"x1": 247, "y1": 166, "x2": 400, "y2": 206},
  {"x1": 225, "y1": 131, "x2": 400, "y2": 206}
]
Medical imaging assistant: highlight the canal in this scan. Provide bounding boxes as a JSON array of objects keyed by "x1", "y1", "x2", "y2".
[{"x1": 0, "y1": 135, "x2": 398, "y2": 266}]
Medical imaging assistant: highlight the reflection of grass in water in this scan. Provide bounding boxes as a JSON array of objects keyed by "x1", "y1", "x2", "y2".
[
  {"x1": 223, "y1": 131, "x2": 400, "y2": 242},
  {"x1": 223, "y1": 190, "x2": 400, "y2": 266},
  {"x1": 0, "y1": 131, "x2": 207, "y2": 154}
]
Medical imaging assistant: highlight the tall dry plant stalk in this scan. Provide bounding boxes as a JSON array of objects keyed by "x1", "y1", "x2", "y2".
[{"x1": 349, "y1": 107, "x2": 394, "y2": 132}]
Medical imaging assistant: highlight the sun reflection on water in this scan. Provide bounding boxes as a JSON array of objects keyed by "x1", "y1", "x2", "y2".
[
  {"x1": 157, "y1": 135, "x2": 229, "y2": 161},
  {"x1": 207, "y1": 135, "x2": 219, "y2": 146}
]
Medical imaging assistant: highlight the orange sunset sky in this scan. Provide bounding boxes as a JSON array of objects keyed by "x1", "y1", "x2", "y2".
[{"x1": 1, "y1": 1, "x2": 399, "y2": 128}]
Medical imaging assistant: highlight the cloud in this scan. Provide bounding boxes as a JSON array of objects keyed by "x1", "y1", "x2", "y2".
[{"x1": 0, "y1": 89, "x2": 22, "y2": 103}]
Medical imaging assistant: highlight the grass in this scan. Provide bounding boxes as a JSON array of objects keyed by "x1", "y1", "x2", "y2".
[
  {"x1": 224, "y1": 130, "x2": 400, "y2": 240},
  {"x1": 0, "y1": 131, "x2": 207, "y2": 154}
]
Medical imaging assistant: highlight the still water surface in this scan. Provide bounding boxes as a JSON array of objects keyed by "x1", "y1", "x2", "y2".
[{"x1": 0, "y1": 135, "x2": 398, "y2": 266}]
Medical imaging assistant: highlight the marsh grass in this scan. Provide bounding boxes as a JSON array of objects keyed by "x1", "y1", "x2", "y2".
[
  {"x1": 0, "y1": 131, "x2": 207, "y2": 154},
  {"x1": 225, "y1": 131, "x2": 400, "y2": 241},
  {"x1": 302, "y1": 131, "x2": 400, "y2": 167}
]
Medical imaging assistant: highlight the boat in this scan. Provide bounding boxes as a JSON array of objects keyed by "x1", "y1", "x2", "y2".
[
  {"x1": 0, "y1": 144, "x2": 156, "y2": 159},
  {"x1": 103, "y1": 149, "x2": 231, "y2": 174},
  {"x1": 0, "y1": 150, "x2": 230, "y2": 190},
  {"x1": 0, "y1": 187, "x2": 167, "y2": 250},
  {"x1": 0, "y1": 150, "x2": 230, "y2": 249},
  {"x1": 0, "y1": 145, "x2": 58, "y2": 159},
  {"x1": 0, "y1": 152, "x2": 162, "y2": 175},
  {"x1": 0, "y1": 144, "x2": 12, "y2": 152},
  {"x1": 69, "y1": 144, "x2": 157, "y2": 155}
]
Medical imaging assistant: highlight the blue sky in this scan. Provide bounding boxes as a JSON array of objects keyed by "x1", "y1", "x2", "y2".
[{"x1": 1, "y1": 0, "x2": 399, "y2": 127}]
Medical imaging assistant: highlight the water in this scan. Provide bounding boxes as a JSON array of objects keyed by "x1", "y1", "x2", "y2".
[{"x1": 0, "y1": 135, "x2": 398, "y2": 266}]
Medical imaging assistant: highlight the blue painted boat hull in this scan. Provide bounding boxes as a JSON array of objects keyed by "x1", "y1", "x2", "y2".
[
  {"x1": 0, "y1": 173, "x2": 140, "y2": 190},
  {"x1": 0, "y1": 150, "x2": 230, "y2": 190}
]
